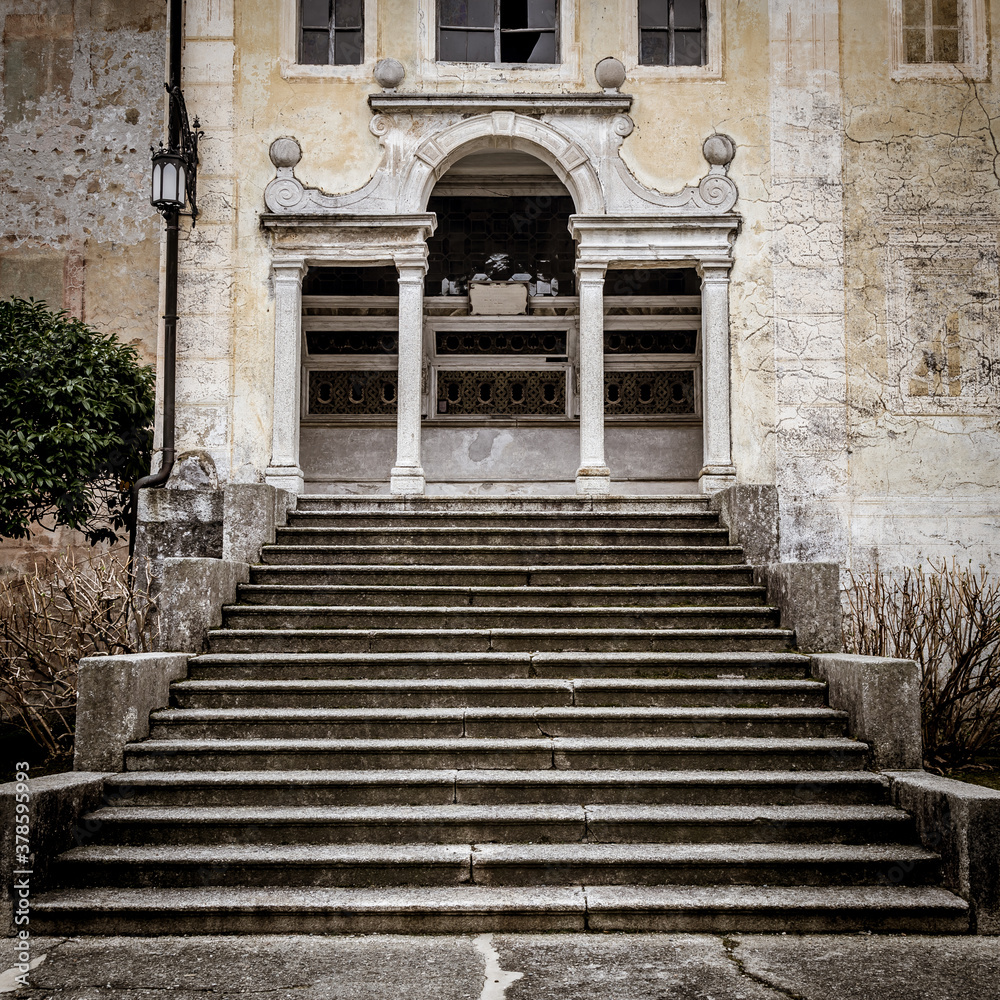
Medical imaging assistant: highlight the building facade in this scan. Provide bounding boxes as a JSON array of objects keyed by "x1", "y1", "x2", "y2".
[{"x1": 3, "y1": 0, "x2": 1000, "y2": 574}]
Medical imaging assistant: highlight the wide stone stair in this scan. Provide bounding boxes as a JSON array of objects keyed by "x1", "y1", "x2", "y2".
[{"x1": 34, "y1": 497, "x2": 969, "y2": 933}]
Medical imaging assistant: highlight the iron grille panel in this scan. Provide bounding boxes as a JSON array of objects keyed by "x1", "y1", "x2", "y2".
[
  {"x1": 437, "y1": 369, "x2": 566, "y2": 416},
  {"x1": 604, "y1": 370, "x2": 697, "y2": 415},
  {"x1": 306, "y1": 331, "x2": 399, "y2": 355},
  {"x1": 604, "y1": 330, "x2": 698, "y2": 354},
  {"x1": 435, "y1": 330, "x2": 567, "y2": 355},
  {"x1": 308, "y1": 370, "x2": 398, "y2": 414}
]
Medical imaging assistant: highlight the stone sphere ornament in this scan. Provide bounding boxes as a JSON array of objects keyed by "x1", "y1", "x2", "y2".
[
  {"x1": 374, "y1": 58, "x2": 405, "y2": 90},
  {"x1": 269, "y1": 137, "x2": 302, "y2": 170},
  {"x1": 702, "y1": 133, "x2": 736, "y2": 168},
  {"x1": 594, "y1": 57, "x2": 626, "y2": 93}
]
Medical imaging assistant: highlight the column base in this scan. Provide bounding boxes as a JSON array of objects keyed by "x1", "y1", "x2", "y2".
[
  {"x1": 390, "y1": 467, "x2": 426, "y2": 495},
  {"x1": 699, "y1": 465, "x2": 737, "y2": 494},
  {"x1": 576, "y1": 466, "x2": 611, "y2": 495},
  {"x1": 265, "y1": 466, "x2": 305, "y2": 494}
]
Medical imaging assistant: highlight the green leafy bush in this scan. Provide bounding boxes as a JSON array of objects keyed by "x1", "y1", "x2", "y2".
[{"x1": 0, "y1": 297, "x2": 155, "y2": 544}]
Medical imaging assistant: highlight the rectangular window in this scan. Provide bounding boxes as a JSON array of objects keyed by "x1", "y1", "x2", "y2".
[
  {"x1": 639, "y1": 0, "x2": 706, "y2": 66},
  {"x1": 438, "y1": 0, "x2": 558, "y2": 64},
  {"x1": 299, "y1": 0, "x2": 364, "y2": 65},
  {"x1": 902, "y1": 0, "x2": 959, "y2": 62}
]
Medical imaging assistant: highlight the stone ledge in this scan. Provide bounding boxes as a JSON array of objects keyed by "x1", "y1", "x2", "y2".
[
  {"x1": 811, "y1": 654, "x2": 922, "y2": 770},
  {"x1": 75, "y1": 653, "x2": 190, "y2": 771},
  {"x1": 0, "y1": 771, "x2": 107, "y2": 935},
  {"x1": 883, "y1": 770, "x2": 1000, "y2": 934}
]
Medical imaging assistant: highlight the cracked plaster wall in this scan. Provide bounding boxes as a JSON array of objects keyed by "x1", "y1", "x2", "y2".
[
  {"x1": 0, "y1": 0, "x2": 166, "y2": 572},
  {"x1": 838, "y1": 2, "x2": 1000, "y2": 572}
]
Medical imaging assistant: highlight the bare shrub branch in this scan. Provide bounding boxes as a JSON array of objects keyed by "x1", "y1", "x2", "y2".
[
  {"x1": 0, "y1": 549, "x2": 157, "y2": 762},
  {"x1": 843, "y1": 559, "x2": 1000, "y2": 769}
]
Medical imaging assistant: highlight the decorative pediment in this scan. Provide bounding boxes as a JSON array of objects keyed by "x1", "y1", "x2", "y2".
[{"x1": 263, "y1": 88, "x2": 739, "y2": 222}]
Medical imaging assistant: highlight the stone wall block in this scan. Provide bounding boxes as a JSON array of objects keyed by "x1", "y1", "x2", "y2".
[
  {"x1": 812, "y1": 654, "x2": 922, "y2": 768},
  {"x1": 222, "y1": 484, "x2": 279, "y2": 563},
  {"x1": 133, "y1": 488, "x2": 224, "y2": 568},
  {"x1": 709, "y1": 484, "x2": 780, "y2": 564},
  {"x1": 0, "y1": 772, "x2": 107, "y2": 933},
  {"x1": 760, "y1": 563, "x2": 842, "y2": 653},
  {"x1": 884, "y1": 770, "x2": 1000, "y2": 934},
  {"x1": 157, "y1": 557, "x2": 249, "y2": 652},
  {"x1": 74, "y1": 653, "x2": 190, "y2": 771}
]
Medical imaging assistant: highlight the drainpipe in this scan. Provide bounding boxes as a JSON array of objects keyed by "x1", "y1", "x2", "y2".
[{"x1": 129, "y1": 0, "x2": 186, "y2": 562}]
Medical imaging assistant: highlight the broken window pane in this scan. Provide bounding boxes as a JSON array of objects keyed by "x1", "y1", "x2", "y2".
[{"x1": 439, "y1": 1, "x2": 558, "y2": 63}]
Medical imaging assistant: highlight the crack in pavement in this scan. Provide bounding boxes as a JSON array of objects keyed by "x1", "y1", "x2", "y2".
[
  {"x1": 721, "y1": 936, "x2": 809, "y2": 1000},
  {"x1": 474, "y1": 934, "x2": 524, "y2": 1000}
]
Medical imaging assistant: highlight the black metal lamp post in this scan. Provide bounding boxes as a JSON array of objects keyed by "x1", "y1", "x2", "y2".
[{"x1": 129, "y1": 0, "x2": 203, "y2": 562}]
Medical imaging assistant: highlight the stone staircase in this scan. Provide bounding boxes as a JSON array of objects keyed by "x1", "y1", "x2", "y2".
[{"x1": 34, "y1": 496, "x2": 969, "y2": 933}]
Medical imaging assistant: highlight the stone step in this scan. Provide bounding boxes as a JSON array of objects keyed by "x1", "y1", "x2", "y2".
[
  {"x1": 236, "y1": 584, "x2": 769, "y2": 608},
  {"x1": 294, "y1": 495, "x2": 713, "y2": 515},
  {"x1": 74, "y1": 803, "x2": 912, "y2": 847},
  {"x1": 248, "y1": 563, "x2": 757, "y2": 588},
  {"x1": 205, "y1": 627, "x2": 798, "y2": 655},
  {"x1": 170, "y1": 677, "x2": 828, "y2": 710},
  {"x1": 148, "y1": 706, "x2": 847, "y2": 741},
  {"x1": 273, "y1": 526, "x2": 733, "y2": 548},
  {"x1": 219, "y1": 605, "x2": 783, "y2": 632},
  {"x1": 187, "y1": 650, "x2": 812, "y2": 681},
  {"x1": 29, "y1": 884, "x2": 970, "y2": 935},
  {"x1": 289, "y1": 510, "x2": 720, "y2": 529},
  {"x1": 53, "y1": 842, "x2": 942, "y2": 890},
  {"x1": 259, "y1": 545, "x2": 747, "y2": 567},
  {"x1": 124, "y1": 736, "x2": 869, "y2": 772},
  {"x1": 102, "y1": 768, "x2": 889, "y2": 808}
]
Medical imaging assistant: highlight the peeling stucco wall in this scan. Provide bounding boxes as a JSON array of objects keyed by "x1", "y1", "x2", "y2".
[
  {"x1": 5, "y1": 0, "x2": 997, "y2": 577},
  {"x1": 0, "y1": 0, "x2": 166, "y2": 572}
]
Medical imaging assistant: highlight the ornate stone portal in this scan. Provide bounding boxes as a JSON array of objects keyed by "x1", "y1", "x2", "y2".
[{"x1": 262, "y1": 86, "x2": 740, "y2": 496}]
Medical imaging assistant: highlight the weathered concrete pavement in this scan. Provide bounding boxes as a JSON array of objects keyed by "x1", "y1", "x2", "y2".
[{"x1": 3, "y1": 934, "x2": 998, "y2": 999}]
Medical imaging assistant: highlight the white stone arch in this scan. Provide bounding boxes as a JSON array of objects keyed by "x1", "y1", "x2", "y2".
[{"x1": 396, "y1": 112, "x2": 606, "y2": 215}]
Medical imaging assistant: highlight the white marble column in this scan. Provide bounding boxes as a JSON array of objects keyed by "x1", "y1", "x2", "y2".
[
  {"x1": 698, "y1": 261, "x2": 737, "y2": 493},
  {"x1": 576, "y1": 263, "x2": 611, "y2": 494},
  {"x1": 390, "y1": 259, "x2": 427, "y2": 495},
  {"x1": 265, "y1": 257, "x2": 307, "y2": 494}
]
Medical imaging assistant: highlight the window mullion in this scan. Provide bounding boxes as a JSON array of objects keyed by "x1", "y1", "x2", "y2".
[
  {"x1": 328, "y1": 1, "x2": 336, "y2": 66},
  {"x1": 924, "y1": 0, "x2": 934, "y2": 62},
  {"x1": 668, "y1": 0, "x2": 676, "y2": 67},
  {"x1": 495, "y1": 0, "x2": 502, "y2": 64}
]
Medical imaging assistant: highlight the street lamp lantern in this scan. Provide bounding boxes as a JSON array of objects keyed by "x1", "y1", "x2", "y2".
[
  {"x1": 148, "y1": 84, "x2": 202, "y2": 221},
  {"x1": 150, "y1": 143, "x2": 187, "y2": 211}
]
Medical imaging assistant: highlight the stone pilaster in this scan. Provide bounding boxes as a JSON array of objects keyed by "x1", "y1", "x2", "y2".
[
  {"x1": 575, "y1": 263, "x2": 611, "y2": 495},
  {"x1": 391, "y1": 256, "x2": 428, "y2": 495},
  {"x1": 265, "y1": 258, "x2": 306, "y2": 494},
  {"x1": 698, "y1": 261, "x2": 737, "y2": 493}
]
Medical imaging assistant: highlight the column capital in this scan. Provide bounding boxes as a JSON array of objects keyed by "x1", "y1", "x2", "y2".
[
  {"x1": 271, "y1": 257, "x2": 308, "y2": 279},
  {"x1": 697, "y1": 259, "x2": 733, "y2": 282},
  {"x1": 393, "y1": 248, "x2": 429, "y2": 277},
  {"x1": 575, "y1": 261, "x2": 608, "y2": 282}
]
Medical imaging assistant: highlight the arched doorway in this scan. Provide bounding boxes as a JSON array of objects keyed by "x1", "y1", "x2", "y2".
[{"x1": 295, "y1": 149, "x2": 704, "y2": 495}]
